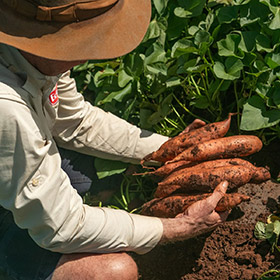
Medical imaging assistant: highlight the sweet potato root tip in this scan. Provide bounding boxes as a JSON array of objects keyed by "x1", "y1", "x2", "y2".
[
  {"x1": 215, "y1": 193, "x2": 250, "y2": 212},
  {"x1": 250, "y1": 167, "x2": 271, "y2": 183},
  {"x1": 141, "y1": 192, "x2": 250, "y2": 218},
  {"x1": 135, "y1": 160, "x2": 193, "y2": 177}
]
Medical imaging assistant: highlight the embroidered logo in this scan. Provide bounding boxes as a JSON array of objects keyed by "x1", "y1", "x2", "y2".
[{"x1": 49, "y1": 84, "x2": 58, "y2": 105}]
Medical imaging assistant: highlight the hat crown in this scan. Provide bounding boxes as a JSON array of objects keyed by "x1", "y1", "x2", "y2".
[
  {"x1": 31, "y1": 0, "x2": 95, "y2": 7},
  {"x1": 3, "y1": 0, "x2": 119, "y2": 22}
]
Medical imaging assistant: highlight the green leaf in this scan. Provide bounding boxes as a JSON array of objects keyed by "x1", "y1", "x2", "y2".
[
  {"x1": 240, "y1": 95, "x2": 280, "y2": 130},
  {"x1": 239, "y1": 31, "x2": 257, "y2": 53},
  {"x1": 160, "y1": 94, "x2": 173, "y2": 116},
  {"x1": 190, "y1": 95, "x2": 210, "y2": 109},
  {"x1": 171, "y1": 38, "x2": 198, "y2": 58},
  {"x1": 142, "y1": 19, "x2": 162, "y2": 42},
  {"x1": 165, "y1": 77, "x2": 181, "y2": 88},
  {"x1": 94, "y1": 67, "x2": 115, "y2": 87},
  {"x1": 265, "y1": 223, "x2": 275, "y2": 239},
  {"x1": 98, "y1": 83, "x2": 132, "y2": 105},
  {"x1": 153, "y1": 0, "x2": 168, "y2": 15},
  {"x1": 194, "y1": 30, "x2": 211, "y2": 45},
  {"x1": 175, "y1": 0, "x2": 206, "y2": 18},
  {"x1": 217, "y1": 34, "x2": 244, "y2": 58},
  {"x1": 254, "y1": 221, "x2": 267, "y2": 240},
  {"x1": 118, "y1": 69, "x2": 133, "y2": 88},
  {"x1": 265, "y1": 53, "x2": 280, "y2": 69},
  {"x1": 94, "y1": 158, "x2": 127, "y2": 179},
  {"x1": 213, "y1": 58, "x2": 243, "y2": 80},
  {"x1": 256, "y1": 34, "x2": 274, "y2": 53},
  {"x1": 217, "y1": 5, "x2": 238, "y2": 24},
  {"x1": 139, "y1": 108, "x2": 153, "y2": 129},
  {"x1": 260, "y1": 0, "x2": 278, "y2": 14},
  {"x1": 146, "y1": 63, "x2": 168, "y2": 75},
  {"x1": 269, "y1": 9, "x2": 280, "y2": 30},
  {"x1": 145, "y1": 43, "x2": 166, "y2": 65},
  {"x1": 167, "y1": 11, "x2": 188, "y2": 40},
  {"x1": 239, "y1": 1, "x2": 268, "y2": 27},
  {"x1": 188, "y1": 26, "x2": 200, "y2": 36},
  {"x1": 123, "y1": 53, "x2": 144, "y2": 78},
  {"x1": 274, "y1": 220, "x2": 280, "y2": 236}
]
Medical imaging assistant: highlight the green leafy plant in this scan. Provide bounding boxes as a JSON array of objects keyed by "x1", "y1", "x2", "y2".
[
  {"x1": 73, "y1": 0, "x2": 280, "y2": 144},
  {"x1": 72, "y1": 0, "x2": 280, "y2": 198},
  {"x1": 255, "y1": 215, "x2": 280, "y2": 253}
]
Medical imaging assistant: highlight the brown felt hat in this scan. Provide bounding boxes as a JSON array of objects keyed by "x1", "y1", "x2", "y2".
[{"x1": 0, "y1": 0, "x2": 151, "y2": 61}]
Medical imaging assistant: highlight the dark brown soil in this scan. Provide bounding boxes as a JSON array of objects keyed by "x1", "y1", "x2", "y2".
[{"x1": 133, "y1": 141, "x2": 280, "y2": 280}]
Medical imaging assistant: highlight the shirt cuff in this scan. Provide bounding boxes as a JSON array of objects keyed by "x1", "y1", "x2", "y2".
[
  {"x1": 133, "y1": 129, "x2": 169, "y2": 163},
  {"x1": 126, "y1": 212, "x2": 163, "y2": 255}
]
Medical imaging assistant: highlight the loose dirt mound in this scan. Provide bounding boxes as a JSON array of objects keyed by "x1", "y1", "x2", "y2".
[{"x1": 133, "y1": 141, "x2": 280, "y2": 280}]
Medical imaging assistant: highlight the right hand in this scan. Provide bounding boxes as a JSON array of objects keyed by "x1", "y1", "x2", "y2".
[{"x1": 159, "y1": 181, "x2": 229, "y2": 244}]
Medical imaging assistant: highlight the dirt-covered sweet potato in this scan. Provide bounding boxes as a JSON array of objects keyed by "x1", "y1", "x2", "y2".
[
  {"x1": 154, "y1": 165, "x2": 254, "y2": 198},
  {"x1": 141, "y1": 193, "x2": 250, "y2": 218},
  {"x1": 167, "y1": 135, "x2": 263, "y2": 164},
  {"x1": 142, "y1": 113, "x2": 236, "y2": 164}
]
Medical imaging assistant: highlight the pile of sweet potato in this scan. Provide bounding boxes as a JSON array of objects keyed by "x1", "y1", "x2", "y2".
[{"x1": 139, "y1": 114, "x2": 271, "y2": 218}]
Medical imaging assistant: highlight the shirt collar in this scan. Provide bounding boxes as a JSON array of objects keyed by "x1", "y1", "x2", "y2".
[{"x1": 0, "y1": 43, "x2": 60, "y2": 97}]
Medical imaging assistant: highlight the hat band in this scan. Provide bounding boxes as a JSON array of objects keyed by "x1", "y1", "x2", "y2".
[{"x1": 2, "y1": 0, "x2": 118, "y2": 22}]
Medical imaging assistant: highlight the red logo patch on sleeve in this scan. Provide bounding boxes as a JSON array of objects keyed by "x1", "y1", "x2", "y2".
[{"x1": 49, "y1": 84, "x2": 58, "y2": 105}]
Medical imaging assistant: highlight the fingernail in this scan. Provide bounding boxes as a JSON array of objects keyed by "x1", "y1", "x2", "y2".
[{"x1": 221, "y1": 181, "x2": 228, "y2": 191}]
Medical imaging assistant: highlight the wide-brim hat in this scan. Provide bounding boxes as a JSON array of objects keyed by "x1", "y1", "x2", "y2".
[{"x1": 0, "y1": 0, "x2": 151, "y2": 61}]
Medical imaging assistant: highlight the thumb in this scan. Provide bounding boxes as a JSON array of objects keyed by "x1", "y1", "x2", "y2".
[{"x1": 207, "y1": 181, "x2": 228, "y2": 209}]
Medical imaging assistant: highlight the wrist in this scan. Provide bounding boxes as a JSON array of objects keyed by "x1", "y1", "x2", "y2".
[{"x1": 159, "y1": 216, "x2": 197, "y2": 244}]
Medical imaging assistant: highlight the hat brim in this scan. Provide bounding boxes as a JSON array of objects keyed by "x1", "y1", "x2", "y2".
[{"x1": 0, "y1": 0, "x2": 151, "y2": 61}]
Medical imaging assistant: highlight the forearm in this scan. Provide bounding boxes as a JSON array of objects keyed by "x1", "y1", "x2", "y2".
[{"x1": 53, "y1": 72, "x2": 169, "y2": 163}]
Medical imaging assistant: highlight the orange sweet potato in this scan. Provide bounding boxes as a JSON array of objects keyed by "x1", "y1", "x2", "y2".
[
  {"x1": 167, "y1": 135, "x2": 263, "y2": 164},
  {"x1": 137, "y1": 158, "x2": 262, "y2": 178},
  {"x1": 142, "y1": 113, "x2": 236, "y2": 164},
  {"x1": 154, "y1": 165, "x2": 254, "y2": 198},
  {"x1": 141, "y1": 193, "x2": 250, "y2": 218}
]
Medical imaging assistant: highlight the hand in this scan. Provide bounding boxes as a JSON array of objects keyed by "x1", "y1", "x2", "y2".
[
  {"x1": 180, "y1": 119, "x2": 206, "y2": 135},
  {"x1": 159, "y1": 181, "x2": 229, "y2": 244}
]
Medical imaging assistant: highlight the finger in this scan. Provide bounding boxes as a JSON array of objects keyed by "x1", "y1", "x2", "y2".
[{"x1": 206, "y1": 181, "x2": 228, "y2": 209}]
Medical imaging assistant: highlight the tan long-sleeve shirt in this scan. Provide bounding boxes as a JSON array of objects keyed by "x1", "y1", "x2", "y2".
[{"x1": 0, "y1": 43, "x2": 168, "y2": 254}]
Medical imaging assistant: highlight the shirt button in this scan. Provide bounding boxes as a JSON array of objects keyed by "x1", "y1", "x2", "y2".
[{"x1": 32, "y1": 178, "x2": 40, "y2": 186}]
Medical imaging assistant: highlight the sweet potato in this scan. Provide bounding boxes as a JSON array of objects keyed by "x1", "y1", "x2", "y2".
[
  {"x1": 137, "y1": 158, "x2": 260, "y2": 178},
  {"x1": 167, "y1": 135, "x2": 263, "y2": 164},
  {"x1": 142, "y1": 113, "x2": 236, "y2": 164},
  {"x1": 154, "y1": 165, "x2": 254, "y2": 198},
  {"x1": 141, "y1": 193, "x2": 250, "y2": 218}
]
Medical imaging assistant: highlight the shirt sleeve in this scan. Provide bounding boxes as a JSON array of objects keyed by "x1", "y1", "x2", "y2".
[
  {"x1": 0, "y1": 97, "x2": 163, "y2": 255},
  {"x1": 52, "y1": 71, "x2": 169, "y2": 164}
]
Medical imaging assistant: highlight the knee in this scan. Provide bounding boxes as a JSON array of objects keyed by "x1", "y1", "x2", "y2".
[
  {"x1": 106, "y1": 252, "x2": 138, "y2": 280},
  {"x1": 52, "y1": 252, "x2": 138, "y2": 280}
]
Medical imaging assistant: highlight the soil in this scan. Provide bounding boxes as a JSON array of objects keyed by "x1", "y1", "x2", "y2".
[{"x1": 133, "y1": 140, "x2": 280, "y2": 280}]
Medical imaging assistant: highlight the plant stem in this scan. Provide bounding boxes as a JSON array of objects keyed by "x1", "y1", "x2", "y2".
[
  {"x1": 234, "y1": 81, "x2": 241, "y2": 133},
  {"x1": 212, "y1": 79, "x2": 224, "y2": 102},
  {"x1": 172, "y1": 93, "x2": 208, "y2": 122}
]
